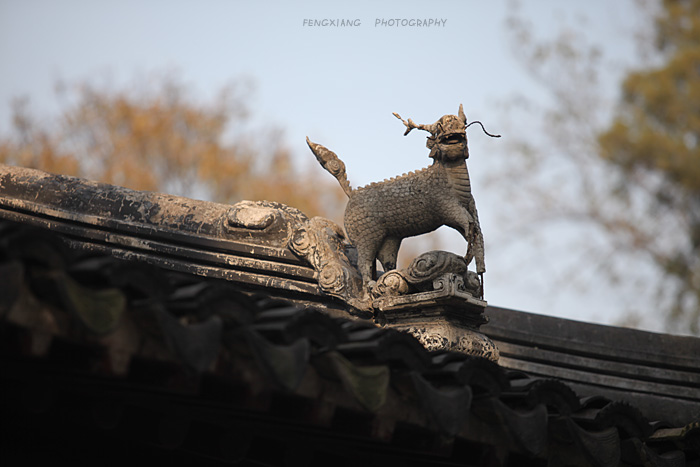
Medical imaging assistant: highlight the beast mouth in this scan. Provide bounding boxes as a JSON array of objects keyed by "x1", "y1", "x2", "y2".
[{"x1": 438, "y1": 133, "x2": 466, "y2": 145}]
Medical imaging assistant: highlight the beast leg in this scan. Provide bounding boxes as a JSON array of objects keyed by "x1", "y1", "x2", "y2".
[
  {"x1": 452, "y1": 209, "x2": 485, "y2": 274},
  {"x1": 356, "y1": 242, "x2": 380, "y2": 287},
  {"x1": 465, "y1": 198, "x2": 486, "y2": 274},
  {"x1": 377, "y1": 237, "x2": 401, "y2": 273}
]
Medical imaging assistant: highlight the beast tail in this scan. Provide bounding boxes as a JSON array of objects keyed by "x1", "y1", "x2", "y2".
[{"x1": 306, "y1": 137, "x2": 352, "y2": 197}]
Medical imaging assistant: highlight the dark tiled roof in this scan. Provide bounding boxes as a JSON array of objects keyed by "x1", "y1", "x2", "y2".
[
  {"x1": 2, "y1": 219, "x2": 698, "y2": 466},
  {"x1": 484, "y1": 306, "x2": 700, "y2": 428}
]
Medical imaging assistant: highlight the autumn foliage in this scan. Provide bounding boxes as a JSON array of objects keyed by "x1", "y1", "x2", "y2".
[
  {"x1": 501, "y1": 0, "x2": 700, "y2": 333},
  {"x1": 0, "y1": 78, "x2": 345, "y2": 221},
  {"x1": 598, "y1": 0, "x2": 700, "y2": 331}
]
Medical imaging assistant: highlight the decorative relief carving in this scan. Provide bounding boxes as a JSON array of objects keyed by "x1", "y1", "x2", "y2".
[
  {"x1": 402, "y1": 326, "x2": 499, "y2": 361},
  {"x1": 405, "y1": 327, "x2": 451, "y2": 352},
  {"x1": 406, "y1": 250, "x2": 467, "y2": 287},
  {"x1": 372, "y1": 251, "x2": 482, "y2": 298},
  {"x1": 223, "y1": 200, "x2": 310, "y2": 248},
  {"x1": 374, "y1": 270, "x2": 410, "y2": 297},
  {"x1": 288, "y1": 216, "x2": 370, "y2": 312},
  {"x1": 457, "y1": 331, "x2": 499, "y2": 361},
  {"x1": 226, "y1": 201, "x2": 278, "y2": 230},
  {"x1": 223, "y1": 200, "x2": 371, "y2": 314}
]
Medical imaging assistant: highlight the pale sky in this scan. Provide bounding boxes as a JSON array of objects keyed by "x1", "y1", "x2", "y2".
[{"x1": 1, "y1": 0, "x2": 664, "y2": 331}]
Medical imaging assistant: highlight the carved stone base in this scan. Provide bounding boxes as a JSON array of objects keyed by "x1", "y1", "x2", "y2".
[
  {"x1": 369, "y1": 253, "x2": 498, "y2": 361},
  {"x1": 376, "y1": 278, "x2": 499, "y2": 362}
]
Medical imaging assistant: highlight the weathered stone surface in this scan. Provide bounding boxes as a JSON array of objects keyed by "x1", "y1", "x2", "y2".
[
  {"x1": 288, "y1": 216, "x2": 371, "y2": 313},
  {"x1": 224, "y1": 200, "x2": 310, "y2": 248},
  {"x1": 0, "y1": 166, "x2": 323, "y2": 305},
  {"x1": 403, "y1": 325, "x2": 499, "y2": 360},
  {"x1": 373, "y1": 251, "x2": 481, "y2": 297}
]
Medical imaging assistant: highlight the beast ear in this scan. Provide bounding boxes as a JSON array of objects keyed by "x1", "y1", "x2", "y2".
[{"x1": 458, "y1": 104, "x2": 467, "y2": 124}]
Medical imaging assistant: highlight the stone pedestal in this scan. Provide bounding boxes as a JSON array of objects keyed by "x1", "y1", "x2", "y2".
[{"x1": 374, "y1": 273, "x2": 499, "y2": 361}]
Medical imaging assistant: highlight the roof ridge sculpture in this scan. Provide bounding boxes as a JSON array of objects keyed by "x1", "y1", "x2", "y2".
[{"x1": 307, "y1": 105, "x2": 488, "y2": 295}]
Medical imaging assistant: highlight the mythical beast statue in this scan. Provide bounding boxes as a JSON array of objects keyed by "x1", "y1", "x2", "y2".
[{"x1": 307, "y1": 104, "x2": 496, "y2": 293}]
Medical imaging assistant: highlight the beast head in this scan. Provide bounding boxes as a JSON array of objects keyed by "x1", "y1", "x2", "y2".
[{"x1": 394, "y1": 104, "x2": 469, "y2": 162}]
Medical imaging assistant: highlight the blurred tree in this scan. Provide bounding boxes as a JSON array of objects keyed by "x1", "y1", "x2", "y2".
[
  {"x1": 598, "y1": 0, "x2": 700, "y2": 332},
  {"x1": 499, "y1": 0, "x2": 700, "y2": 333},
  {"x1": 0, "y1": 77, "x2": 345, "y2": 221}
]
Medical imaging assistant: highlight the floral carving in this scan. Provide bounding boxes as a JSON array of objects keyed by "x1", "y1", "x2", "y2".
[
  {"x1": 288, "y1": 217, "x2": 370, "y2": 313},
  {"x1": 406, "y1": 250, "x2": 467, "y2": 287},
  {"x1": 372, "y1": 251, "x2": 481, "y2": 299},
  {"x1": 375, "y1": 271, "x2": 411, "y2": 297},
  {"x1": 402, "y1": 326, "x2": 499, "y2": 361}
]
